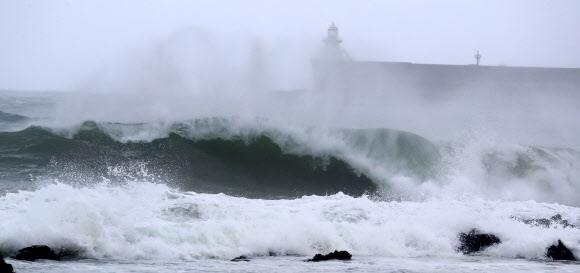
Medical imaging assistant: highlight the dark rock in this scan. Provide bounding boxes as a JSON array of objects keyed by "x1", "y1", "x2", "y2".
[
  {"x1": 514, "y1": 214, "x2": 576, "y2": 229},
  {"x1": 12, "y1": 245, "x2": 60, "y2": 261},
  {"x1": 230, "y1": 255, "x2": 250, "y2": 262},
  {"x1": 307, "y1": 250, "x2": 352, "y2": 262},
  {"x1": 0, "y1": 257, "x2": 14, "y2": 273},
  {"x1": 457, "y1": 229, "x2": 501, "y2": 254},
  {"x1": 546, "y1": 240, "x2": 577, "y2": 261}
]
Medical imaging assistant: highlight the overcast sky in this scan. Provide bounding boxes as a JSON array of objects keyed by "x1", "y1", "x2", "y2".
[{"x1": 1, "y1": 0, "x2": 579, "y2": 90}]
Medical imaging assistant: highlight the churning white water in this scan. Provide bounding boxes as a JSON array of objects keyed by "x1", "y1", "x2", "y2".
[{"x1": 1, "y1": 182, "x2": 578, "y2": 261}]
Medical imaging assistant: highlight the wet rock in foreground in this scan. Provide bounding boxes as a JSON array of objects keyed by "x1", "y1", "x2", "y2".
[
  {"x1": 12, "y1": 245, "x2": 60, "y2": 261},
  {"x1": 546, "y1": 240, "x2": 577, "y2": 261},
  {"x1": 0, "y1": 257, "x2": 14, "y2": 273},
  {"x1": 230, "y1": 255, "x2": 250, "y2": 262},
  {"x1": 307, "y1": 250, "x2": 352, "y2": 262},
  {"x1": 458, "y1": 229, "x2": 501, "y2": 254}
]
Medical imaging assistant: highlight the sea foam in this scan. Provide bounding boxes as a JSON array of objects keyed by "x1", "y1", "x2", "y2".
[{"x1": 0, "y1": 182, "x2": 578, "y2": 260}]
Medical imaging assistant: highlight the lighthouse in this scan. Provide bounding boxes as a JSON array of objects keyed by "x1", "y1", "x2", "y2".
[
  {"x1": 325, "y1": 22, "x2": 342, "y2": 47},
  {"x1": 311, "y1": 22, "x2": 352, "y2": 92},
  {"x1": 317, "y1": 22, "x2": 350, "y2": 61}
]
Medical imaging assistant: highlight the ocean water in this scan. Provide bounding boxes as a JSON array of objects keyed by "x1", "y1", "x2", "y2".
[
  {"x1": 2, "y1": 182, "x2": 579, "y2": 272},
  {"x1": 6, "y1": 256, "x2": 580, "y2": 273},
  {"x1": 0, "y1": 91, "x2": 579, "y2": 272}
]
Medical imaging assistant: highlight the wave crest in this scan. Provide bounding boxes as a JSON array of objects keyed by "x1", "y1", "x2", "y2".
[{"x1": 0, "y1": 119, "x2": 442, "y2": 197}]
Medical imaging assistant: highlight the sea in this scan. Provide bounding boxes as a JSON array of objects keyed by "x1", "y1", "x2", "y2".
[{"x1": 0, "y1": 90, "x2": 579, "y2": 272}]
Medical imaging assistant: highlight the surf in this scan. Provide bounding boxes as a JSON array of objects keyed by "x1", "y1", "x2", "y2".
[
  {"x1": 0, "y1": 118, "x2": 442, "y2": 198},
  {"x1": 0, "y1": 181, "x2": 578, "y2": 260}
]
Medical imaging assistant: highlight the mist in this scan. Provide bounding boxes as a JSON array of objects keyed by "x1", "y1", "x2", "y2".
[{"x1": 2, "y1": 0, "x2": 580, "y2": 89}]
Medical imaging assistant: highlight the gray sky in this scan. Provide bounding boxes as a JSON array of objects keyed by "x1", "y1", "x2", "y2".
[{"x1": 1, "y1": 0, "x2": 579, "y2": 90}]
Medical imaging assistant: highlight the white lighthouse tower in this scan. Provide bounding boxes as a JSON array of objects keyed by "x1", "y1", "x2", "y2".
[
  {"x1": 325, "y1": 22, "x2": 342, "y2": 46},
  {"x1": 318, "y1": 22, "x2": 350, "y2": 61},
  {"x1": 311, "y1": 22, "x2": 351, "y2": 92}
]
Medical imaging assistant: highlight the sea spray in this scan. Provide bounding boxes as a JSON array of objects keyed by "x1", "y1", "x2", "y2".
[{"x1": 0, "y1": 182, "x2": 578, "y2": 260}]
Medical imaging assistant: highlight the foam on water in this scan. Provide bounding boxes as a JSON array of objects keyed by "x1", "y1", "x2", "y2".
[
  {"x1": 0, "y1": 181, "x2": 578, "y2": 260},
  {"x1": 6, "y1": 256, "x2": 580, "y2": 273}
]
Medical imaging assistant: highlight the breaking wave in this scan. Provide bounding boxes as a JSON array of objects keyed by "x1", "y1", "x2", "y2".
[
  {"x1": 1, "y1": 117, "x2": 579, "y2": 204},
  {"x1": 0, "y1": 118, "x2": 440, "y2": 198},
  {"x1": 0, "y1": 182, "x2": 578, "y2": 260}
]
